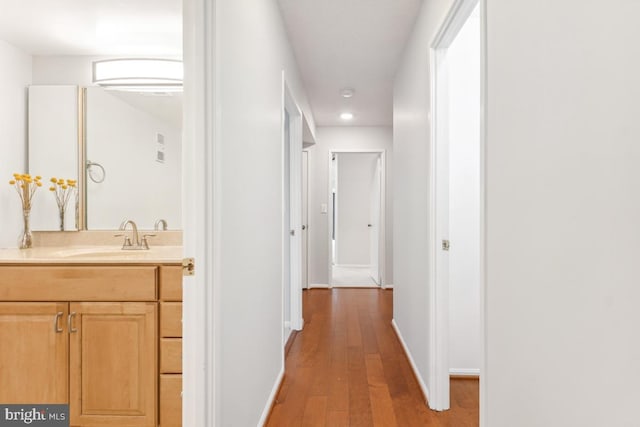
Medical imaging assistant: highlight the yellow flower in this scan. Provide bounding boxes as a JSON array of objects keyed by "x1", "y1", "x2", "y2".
[
  {"x1": 36, "y1": 182, "x2": 42, "y2": 187},
  {"x1": 9, "y1": 180, "x2": 15, "y2": 185},
  {"x1": 57, "y1": 179, "x2": 64, "y2": 185},
  {"x1": 50, "y1": 177, "x2": 57, "y2": 183},
  {"x1": 62, "y1": 185, "x2": 68, "y2": 190},
  {"x1": 49, "y1": 187, "x2": 55, "y2": 191},
  {"x1": 35, "y1": 176, "x2": 42, "y2": 180}
]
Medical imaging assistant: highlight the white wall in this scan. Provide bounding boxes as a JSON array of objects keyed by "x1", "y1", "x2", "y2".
[
  {"x1": 485, "y1": 1, "x2": 640, "y2": 425},
  {"x1": 308, "y1": 126, "x2": 393, "y2": 285},
  {"x1": 215, "y1": 0, "x2": 314, "y2": 424},
  {"x1": 448, "y1": 9, "x2": 480, "y2": 375},
  {"x1": 335, "y1": 153, "x2": 378, "y2": 265},
  {"x1": 0, "y1": 40, "x2": 32, "y2": 248},
  {"x1": 393, "y1": 0, "x2": 453, "y2": 400},
  {"x1": 396, "y1": 0, "x2": 640, "y2": 424}
]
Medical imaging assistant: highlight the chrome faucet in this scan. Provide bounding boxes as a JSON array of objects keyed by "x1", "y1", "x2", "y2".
[
  {"x1": 154, "y1": 219, "x2": 168, "y2": 231},
  {"x1": 115, "y1": 220, "x2": 154, "y2": 250}
]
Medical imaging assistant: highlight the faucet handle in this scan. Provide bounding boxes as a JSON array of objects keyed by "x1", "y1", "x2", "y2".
[
  {"x1": 114, "y1": 234, "x2": 133, "y2": 249},
  {"x1": 141, "y1": 234, "x2": 156, "y2": 249}
]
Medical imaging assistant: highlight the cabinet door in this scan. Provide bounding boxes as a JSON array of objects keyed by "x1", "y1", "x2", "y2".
[
  {"x1": 69, "y1": 302, "x2": 157, "y2": 427},
  {"x1": 0, "y1": 302, "x2": 68, "y2": 404}
]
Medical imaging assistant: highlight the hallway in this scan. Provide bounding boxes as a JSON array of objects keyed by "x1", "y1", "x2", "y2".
[{"x1": 266, "y1": 289, "x2": 478, "y2": 426}]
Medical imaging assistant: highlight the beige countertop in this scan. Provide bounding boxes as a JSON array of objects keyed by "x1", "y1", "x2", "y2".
[{"x1": 0, "y1": 245, "x2": 183, "y2": 264}]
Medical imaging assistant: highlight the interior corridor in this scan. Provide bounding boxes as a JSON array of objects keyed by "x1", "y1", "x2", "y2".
[{"x1": 266, "y1": 289, "x2": 479, "y2": 426}]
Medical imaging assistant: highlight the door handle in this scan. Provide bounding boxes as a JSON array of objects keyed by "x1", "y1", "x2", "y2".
[
  {"x1": 302, "y1": 225, "x2": 306, "y2": 230},
  {"x1": 368, "y1": 224, "x2": 372, "y2": 227},
  {"x1": 68, "y1": 312, "x2": 78, "y2": 333},
  {"x1": 290, "y1": 230, "x2": 295, "y2": 236},
  {"x1": 54, "y1": 312, "x2": 64, "y2": 333}
]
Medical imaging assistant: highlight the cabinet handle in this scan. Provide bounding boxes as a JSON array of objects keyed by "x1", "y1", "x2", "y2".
[
  {"x1": 54, "y1": 312, "x2": 64, "y2": 333},
  {"x1": 68, "y1": 312, "x2": 78, "y2": 333}
]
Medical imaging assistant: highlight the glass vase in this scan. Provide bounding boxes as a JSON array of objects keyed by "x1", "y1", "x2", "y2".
[
  {"x1": 19, "y1": 209, "x2": 33, "y2": 249},
  {"x1": 59, "y1": 206, "x2": 65, "y2": 231}
]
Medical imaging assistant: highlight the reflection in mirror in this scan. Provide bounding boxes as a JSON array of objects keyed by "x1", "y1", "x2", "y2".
[
  {"x1": 85, "y1": 87, "x2": 182, "y2": 230},
  {"x1": 28, "y1": 85, "x2": 80, "y2": 231}
]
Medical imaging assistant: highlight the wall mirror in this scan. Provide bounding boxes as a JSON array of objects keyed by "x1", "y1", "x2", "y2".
[{"x1": 28, "y1": 84, "x2": 182, "y2": 231}]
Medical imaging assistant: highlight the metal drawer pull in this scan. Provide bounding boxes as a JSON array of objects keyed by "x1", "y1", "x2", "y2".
[
  {"x1": 68, "y1": 312, "x2": 78, "y2": 333},
  {"x1": 54, "y1": 312, "x2": 64, "y2": 333}
]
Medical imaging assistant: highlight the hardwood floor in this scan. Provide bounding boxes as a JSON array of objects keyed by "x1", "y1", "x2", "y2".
[{"x1": 266, "y1": 289, "x2": 479, "y2": 426}]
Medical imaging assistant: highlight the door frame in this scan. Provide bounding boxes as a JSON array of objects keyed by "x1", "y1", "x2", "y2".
[
  {"x1": 282, "y1": 76, "x2": 304, "y2": 338},
  {"x1": 327, "y1": 149, "x2": 386, "y2": 288},
  {"x1": 302, "y1": 149, "x2": 310, "y2": 290},
  {"x1": 182, "y1": 0, "x2": 216, "y2": 425},
  {"x1": 429, "y1": 0, "x2": 486, "y2": 417}
]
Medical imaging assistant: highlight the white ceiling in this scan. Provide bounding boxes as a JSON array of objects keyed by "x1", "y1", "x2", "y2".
[
  {"x1": 0, "y1": 0, "x2": 182, "y2": 56},
  {"x1": 277, "y1": 0, "x2": 422, "y2": 126}
]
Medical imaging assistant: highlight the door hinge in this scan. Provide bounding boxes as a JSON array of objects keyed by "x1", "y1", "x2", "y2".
[
  {"x1": 182, "y1": 258, "x2": 195, "y2": 276},
  {"x1": 442, "y1": 240, "x2": 450, "y2": 251}
]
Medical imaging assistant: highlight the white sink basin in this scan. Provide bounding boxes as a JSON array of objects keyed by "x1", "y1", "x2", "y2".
[{"x1": 52, "y1": 246, "x2": 129, "y2": 258}]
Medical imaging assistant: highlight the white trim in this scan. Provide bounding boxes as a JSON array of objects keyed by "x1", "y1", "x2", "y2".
[
  {"x1": 331, "y1": 284, "x2": 379, "y2": 289},
  {"x1": 382, "y1": 284, "x2": 394, "y2": 289},
  {"x1": 182, "y1": 0, "x2": 216, "y2": 425},
  {"x1": 282, "y1": 77, "x2": 304, "y2": 341},
  {"x1": 429, "y1": 0, "x2": 484, "y2": 416},
  {"x1": 328, "y1": 149, "x2": 386, "y2": 288},
  {"x1": 479, "y1": 1, "x2": 488, "y2": 425},
  {"x1": 257, "y1": 368, "x2": 285, "y2": 427},
  {"x1": 308, "y1": 284, "x2": 330, "y2": 289},
  {"x1": 391, "y1": 319, "x2": 430, "y2": 403},
  {"x1": 334, "y1": 264, "x2": 371, "y2": 269},
  {"x1": 449, "y1": 368, "x2": 481, "y2": 377}
]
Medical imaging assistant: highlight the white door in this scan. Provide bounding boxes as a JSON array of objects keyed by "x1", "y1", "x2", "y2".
[
  {"x1": 369, "y1": 156, "x2": 381, "y2": 284},
  {"x1": 301, "y1": 150, "x2": 309, "y2": 289}
]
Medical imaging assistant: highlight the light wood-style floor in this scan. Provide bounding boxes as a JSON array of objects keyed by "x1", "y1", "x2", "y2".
[{"x1": 266, "y1": 289, "x2": 479, "y2": 426}]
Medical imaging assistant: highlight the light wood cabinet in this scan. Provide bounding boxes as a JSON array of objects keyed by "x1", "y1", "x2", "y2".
[
  {"x1": 158, "y1": 266, "x2": 182, "y2": 427},
  {"x1": 0, "y1": 263, "x2": 182, "y2": 427},
  {"x1": 0, "y1": 303, "x2": 69, "y2": 404},
  {"x1": 70, "y1": 302, "x2": 157, "y2": 426}
]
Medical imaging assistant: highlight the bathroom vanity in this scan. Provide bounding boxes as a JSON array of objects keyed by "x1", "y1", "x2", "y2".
[{"x1": 0, "y1": 245, "x2": 183, "y2": 427}]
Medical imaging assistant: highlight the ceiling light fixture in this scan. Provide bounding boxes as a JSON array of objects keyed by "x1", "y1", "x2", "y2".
[
  {"x1": 340, "y1": 88, "x2": 355, "y2": 98},
  {"x1": 340, "y1": 112, "x2": 354, "y2": 121},
  {"x1": 92, "y1": 58, "x2": 183, "y2": 92}
]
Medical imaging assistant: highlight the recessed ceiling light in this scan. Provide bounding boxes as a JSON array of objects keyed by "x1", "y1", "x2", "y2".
[
  {"x1": 340, "y1": 112, "x2": 354, "y2": 121},
  {"x1": 340, "y1": 88, "x2": 355, "y2": 98}
]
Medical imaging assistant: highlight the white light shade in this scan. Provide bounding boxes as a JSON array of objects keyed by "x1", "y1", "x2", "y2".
[
  {"x1": 93, "y1": 59, "x2": 183, "y2": 92},
  {"x1": 340, "y1": 112, "x2": 354, "y2": 120}
]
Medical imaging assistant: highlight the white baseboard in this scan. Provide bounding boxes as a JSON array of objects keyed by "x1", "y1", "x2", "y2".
[
  {"x1": 450, "y1": 368, "x2": 480, "y2": 377},
  {"x1": 333, "y1": 264, "x2": 371, "y2": 269},
  {"x1": 258, "y1": 367, "x2": 284, "y2": 427},
  {"x1": 308, "y1": 283, "x2": 330, "y2": 289},
  {"x1": 391, "y1": 319, "x2": 430, "y2": 404},
  {"x1": 383, "y1": 284, "x2": 394, "y2": 289},
  {"x1": 331, "y1": 284, "x2": 379, "y2": 289}
]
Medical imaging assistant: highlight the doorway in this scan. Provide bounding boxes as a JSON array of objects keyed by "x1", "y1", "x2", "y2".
[
  {"x1": 430, "y1": 0, "x2": 482, "y2": 411},
  {"x1": 328, "y1": 150, "x2": 385, "y2": 288}
]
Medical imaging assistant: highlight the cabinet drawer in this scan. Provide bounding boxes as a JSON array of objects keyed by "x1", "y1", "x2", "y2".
[
  {"x1": 160, "y1": 266, "x2": 182, "y2": 301},
  {"x1": 160, "y1": 338, "x2": 182, "y2": 374},
  {"x1": 160, "y1": 302, "x2": 182, "y2": 337},
  {"x1": 160, "y1": 374, "x2": 182, "y2": 427},
  {"x1": 0, "y1": 266, "x2": 157, "y2": 301}
]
